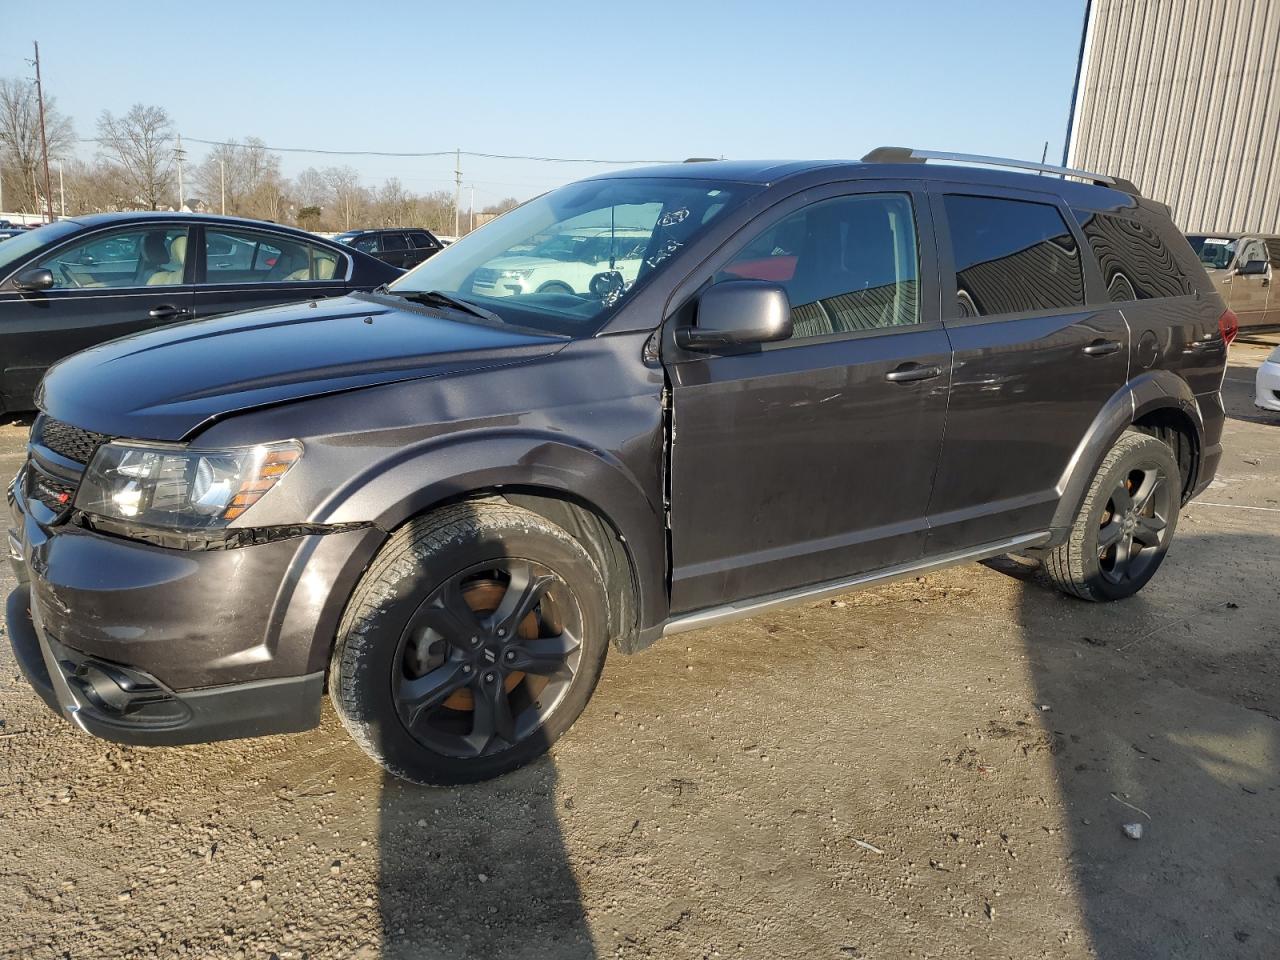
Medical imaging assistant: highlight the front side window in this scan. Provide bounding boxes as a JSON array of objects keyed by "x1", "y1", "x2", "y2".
[
  {"x1": 944, "y1": 195, "x2": 1084, "y2": 317},
  {"x1": 1186, "y1": 235, "x2": 1238, "y2": 270},
  {"x1": 1239, "y1": 238, "x2": 1269, "y2": 269},
  {"x1": 34, "y1": 226, "x2": 190, "y2": 289},
  {"x1": 390, "y1": 177, "x2": 750, "y2": 337},
  {"x1": 204, "y1": 229, "x2": 342, "y2": 283},
  {"x1": 1079, "y1": 212, "x2": 1196, "y2": 301},
  {"x1": 716, "y1": 193, "x2": 920, "y2": 338}
]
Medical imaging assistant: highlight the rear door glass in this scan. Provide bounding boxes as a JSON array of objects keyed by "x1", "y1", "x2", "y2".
[{"x1": 943, "y1": 194, "x2": 1084, "y2": 317}]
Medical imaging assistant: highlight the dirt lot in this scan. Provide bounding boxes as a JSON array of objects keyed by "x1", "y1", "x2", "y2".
[{"x1": 1, "y1": 341, "x2": 1278, "y2": 960}]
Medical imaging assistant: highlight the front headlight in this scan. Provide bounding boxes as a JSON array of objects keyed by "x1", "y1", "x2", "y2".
[
  {"x1": 498, "y1": 269, "x2": 533, "y2": 281},
  {"x1": 76, "y1": 440, "x2": 301, "y2": 529}
]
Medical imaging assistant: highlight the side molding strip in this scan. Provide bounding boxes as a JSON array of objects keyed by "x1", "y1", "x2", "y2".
[{"x1": 662, "y1": 531, "x2": 1051, "y2": 636}]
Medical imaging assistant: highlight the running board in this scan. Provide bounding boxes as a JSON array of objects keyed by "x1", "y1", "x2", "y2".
[{"x1": 661, "y1": 532, "x2": 1051, "y2": 636}]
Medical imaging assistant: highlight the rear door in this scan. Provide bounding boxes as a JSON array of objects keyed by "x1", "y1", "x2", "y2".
[
  {"x1": 0, "y1": 223, "x2": 194, "y2": 409},
  {"x1": 665, "y1": 182, "x2": 951, "y2": 613},
  {"x1": 380, "y1": 231, "x2": 412, "y2": 268},
  {"x1": 1228, "y1": 237, "x2": 1272, "y2": 328},
  {"x1": 192, "y1": 224, "x2": 349, "y2": 319},
  {"x1": 924, "y1": 187, "x2": 1128, "y2": 553}
]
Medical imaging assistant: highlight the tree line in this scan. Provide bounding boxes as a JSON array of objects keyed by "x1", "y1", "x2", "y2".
[{"x1": 0, "y1": 77, "x2": 520, "y2": 233}]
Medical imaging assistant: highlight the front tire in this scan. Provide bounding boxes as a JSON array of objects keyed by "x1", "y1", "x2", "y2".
[
  {"x1": 1045, "y1": 430, "x2": 1180, "y2": 601},
  {"x1": 330, "y1": 501, "x2": 608, "y2": 785}
]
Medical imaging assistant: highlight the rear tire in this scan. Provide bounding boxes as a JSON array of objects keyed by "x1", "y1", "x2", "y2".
[
  {"x1": 330, "y1": 501, "x2": 609, "y2": 785},
  {"x1": 1045, "y1": 430, "x2": 1180, "y2": 601}
]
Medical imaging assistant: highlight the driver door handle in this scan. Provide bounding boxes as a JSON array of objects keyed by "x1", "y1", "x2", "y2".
[
  {"x1": 885, "y1": 362, "x2": 943, "y2": 383},
  {"x1": 148, "y1": 304, "x2": 190, "y2": 321},
  {"x1": 1082, "y1": 339, "x2": 1123, "y2": 357}
]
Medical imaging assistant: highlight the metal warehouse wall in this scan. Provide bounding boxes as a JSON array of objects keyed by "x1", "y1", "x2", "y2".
[{"x1": 1066, "y1": 0, "x2": 1280, "y2": 232}]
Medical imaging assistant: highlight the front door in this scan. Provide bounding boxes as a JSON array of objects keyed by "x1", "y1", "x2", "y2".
[
  {"x1": 0, "y1": 223, "x2": 194, "y2": 410},
  {"x1": 924, "y1": 188, "x2": 1129, "y2": 552},
  {"x1": 665, "y1": 185, "x2": 951, "y2": 614},
  {"x1": 1228, "y1": 237, "x2": 1272, "y2": 328}
]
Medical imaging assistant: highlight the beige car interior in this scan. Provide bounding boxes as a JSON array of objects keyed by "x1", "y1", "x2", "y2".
[{"x1": 145, "y1": 234, "x2": 187, "y2": 285}]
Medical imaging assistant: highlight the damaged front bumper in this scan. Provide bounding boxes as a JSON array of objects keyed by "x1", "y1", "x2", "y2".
[{"x1": 6, "y1": 468, "x2": 383, "y2": 746}]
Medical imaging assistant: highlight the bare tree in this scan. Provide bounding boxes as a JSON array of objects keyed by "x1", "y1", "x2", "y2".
[
  {"x1": 482, "y1": 196, "x2": 521, "y2": 216},
  {"x1": 194, "y1": 137, "x2": 287, "y2": 220},
  {"x1": 96, "y1": 104, "x2": 175, "y2": 210},
  {"x1": 323, "y1": 165, "x2": 366, "y2": 231},
  {"x1": 0, "y1": 76, "x2": 74, "y2": 214}
]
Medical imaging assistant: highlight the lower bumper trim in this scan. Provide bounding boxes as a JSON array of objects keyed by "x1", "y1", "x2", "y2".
[{"x1": 6, "y1": 584, "x2": 323, "y2": 746}]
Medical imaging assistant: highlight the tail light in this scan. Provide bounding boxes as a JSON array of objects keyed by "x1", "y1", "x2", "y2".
[{"x1": 1219, "y1": 308, "x2": 1239, "y2": 346}]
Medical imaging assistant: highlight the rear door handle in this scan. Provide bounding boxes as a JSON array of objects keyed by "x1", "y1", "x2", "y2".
[
  {"x1": 1082, "y1": 339, "x2": 1122, "y2": 357},
  {"x1": 885, "y1": 363, "x2": 943, "y2": 383},
  {"x1": 148, "y1": 304, "x2": 190, "y2": 321}
]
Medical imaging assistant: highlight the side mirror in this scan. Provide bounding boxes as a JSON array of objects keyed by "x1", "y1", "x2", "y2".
[
  {"x1": 13, "y1": 267, "x2": 55, "y2": 292},
  {"x1": 1238, "y1": 259, "x2": 1269, "y2": 276},
  {"x1": 675, "y1": 280, "x2": 793, "y2": 350}
]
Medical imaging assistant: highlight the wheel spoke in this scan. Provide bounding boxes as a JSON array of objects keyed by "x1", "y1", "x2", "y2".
[
  {"x1": 1109, "y1": 481, "x2": 1133, "y2": 515},
  {"x1": 1097, "y1": 520, "x2": 1124, "y2": 548},
  {"x1": 490, "y1": 562, "x2": 556, "y2": 637},
  {"x1": 1113, "y1": 532, "x2": 1133, "y2": 575},
  {"x1": 416, "y1": 580, "x2": 486, "y2": 648},
  {"x1": 1132, "y1": 471, "x2": 1165, "y2": 511},
  {"x1": 466, "y1": 679, "x2": 517, "y2": 753},
  {"x1": 507, "y1": 632, "x2": 580, "y2": 678},
  {"x1": 1134, "y1": 514, "x2": 1166, "y2": 548},
  {"x1": 398, "y1": 661, "x2": 470, "y2": 726}
]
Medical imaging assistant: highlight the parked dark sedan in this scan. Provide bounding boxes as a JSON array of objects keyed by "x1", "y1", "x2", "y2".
[
  {"x1": 332, "y1": 228, "x2": 443, "y2": 269},
  {"x1": 0, "y1": 213, "x2": 401, "y2": 415}
]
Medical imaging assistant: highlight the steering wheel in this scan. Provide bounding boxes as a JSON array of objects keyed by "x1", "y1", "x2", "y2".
[{"x1": 58, "y1": 262, "x2": 82, "y2": 288}]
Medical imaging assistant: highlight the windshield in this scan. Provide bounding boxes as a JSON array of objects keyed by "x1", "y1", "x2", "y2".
[
  {"x1": 0, "y1": 220, "x2": 80, "y2": 279},
  {"x1": 1187, "y1": 235, "x2": 1237, "y2": 270},
  {"x1": 389, "y1": 177, "x2": 750, "y2": 336}
]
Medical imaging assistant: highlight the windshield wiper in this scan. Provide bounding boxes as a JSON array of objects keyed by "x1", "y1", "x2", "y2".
[{"x1": 375, "y1": 286, "x2": 503, "y2": 324}]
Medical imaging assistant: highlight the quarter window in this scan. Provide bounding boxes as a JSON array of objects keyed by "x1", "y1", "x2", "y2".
[
  {"x1": 204, "y1": 229, "x2": 342, "y2": 283},
  {"x1": 34, "y1": 226, "x2": 190, "y2": 289},
  {"x1": 944, "y1": 195, "x2": 1084, "y2": 317},
  {"x1": 1076, "y1": 211, "x2": 1196, "y2": 301},
  {"x1": 717, "y1": 193, "x2": 920, "y2": 339},
  {"x1": 409, "y1": 232, "x2": 437, "y2": 249}
]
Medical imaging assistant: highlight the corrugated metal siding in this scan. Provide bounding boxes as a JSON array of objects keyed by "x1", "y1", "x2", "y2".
[{"x1": 1067, "y1": 0, "x2": 1280, "y2": 232}]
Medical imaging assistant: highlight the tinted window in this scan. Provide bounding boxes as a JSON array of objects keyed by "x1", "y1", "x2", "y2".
[
  {"x1": 1078, "y1": 212, "x2": 1196, "y2": 301},
  {"x1": 204, "y1": 228, "x2": 342, "y2": 283},
  {"x1": 944, "y1": 195, "x2": 1083, "y2": 317},
  {"x1": 35, "y1": 226, "x2": 190, "y2": 289},
  {"x1": 350, "y1": 234, "x2": 379, "y2": 253},
  {"x1": 409, "y1": 231, "x2": 437, "y2": 249},
  {"x1": 381, "y1": 233, "x2": 408, "y2": 251},
  {"x1": 716, "y1": 193, "x2": 919, "y2": 339}
]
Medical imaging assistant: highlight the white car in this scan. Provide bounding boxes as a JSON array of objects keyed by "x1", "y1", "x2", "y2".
[
  {"x1": 471, "y1": 228, "x2": 649, "y2": 297},
  {"x1": 1256, "y1": 344, "x2": 1280, "y2": 412}
]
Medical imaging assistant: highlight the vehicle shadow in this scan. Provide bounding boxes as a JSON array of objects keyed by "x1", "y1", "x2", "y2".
[
  {"x1": 371, "y1": 499, "x2": 599, "y2": 959},
  {"x1": 993, "y1": 527, "x2": 1280, "y2": 958}
]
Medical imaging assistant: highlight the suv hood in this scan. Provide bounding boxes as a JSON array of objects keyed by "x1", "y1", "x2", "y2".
[{"x1": 38, "y1": 294, "x2": 566, "y2": 441}]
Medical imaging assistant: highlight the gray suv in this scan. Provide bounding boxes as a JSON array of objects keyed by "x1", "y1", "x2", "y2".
[{"x1": 7, "y1": 149, "x2": 1231, "y2": 784}]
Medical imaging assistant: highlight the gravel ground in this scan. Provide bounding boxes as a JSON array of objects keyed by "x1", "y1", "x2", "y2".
[{"x1": 1, "y1": 341, "x2": 1278, "y2": 960}]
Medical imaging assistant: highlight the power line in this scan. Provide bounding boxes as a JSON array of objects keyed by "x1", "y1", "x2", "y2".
[{"x1": 78, "y1": 136, "x2": 677, "y2": 165}]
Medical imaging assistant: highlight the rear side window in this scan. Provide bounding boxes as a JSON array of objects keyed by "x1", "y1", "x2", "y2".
[
  {"x1": 409, "y1": 231, "x2": 437, "y2": 249},
  {"x1": 381, "y1": 233, "x2": 408, "y2": 251},
  {"x1": 1075, "y1": 211, "x2": 1195, "y2": 301},
  {"x1": 943, "y1": 195, "x2": 1084, "y2": 317}
]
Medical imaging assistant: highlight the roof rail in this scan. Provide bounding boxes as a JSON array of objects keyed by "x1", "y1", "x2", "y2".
[{"x1": 860, "y1": 146, "x2": 1140, "y2": 195}]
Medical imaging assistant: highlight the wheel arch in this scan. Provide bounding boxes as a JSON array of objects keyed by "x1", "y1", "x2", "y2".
[
  {"x1": 314, "y1": 430, "x2": 668, "y2": 654},
  {"x1": 1049, "y1": 370, "x2": 1205, "y2": 539}
]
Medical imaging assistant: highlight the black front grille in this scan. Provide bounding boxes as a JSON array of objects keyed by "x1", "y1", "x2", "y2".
[{"x1": 37, "y1": 417, "x2": 112, "y2": 464}]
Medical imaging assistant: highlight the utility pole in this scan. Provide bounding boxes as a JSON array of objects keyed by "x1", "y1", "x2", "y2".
[
  {"x1": 219, "y1": 158, "x2": 226, "y2": 215},
  {"x1": 57, "y1": 158, "x2": 65, "y2": 216},
  {"x1": 174, "y1": 133, "x2": 186, "y2": 210},
  {"x1": 454, "y1": 148, "x2": 461, "y2": 237},
  {"x1": 469, "y1": 185, "x2": 475, "y2": 232},
  {"x1": 31, "y1": 42, "x2": 55, "y2": 223}
]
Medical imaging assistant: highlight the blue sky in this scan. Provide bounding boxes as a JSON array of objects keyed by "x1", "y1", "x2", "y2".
[{"x1": 1, "y1": 0, "x2": 1087, "y2": 206}]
